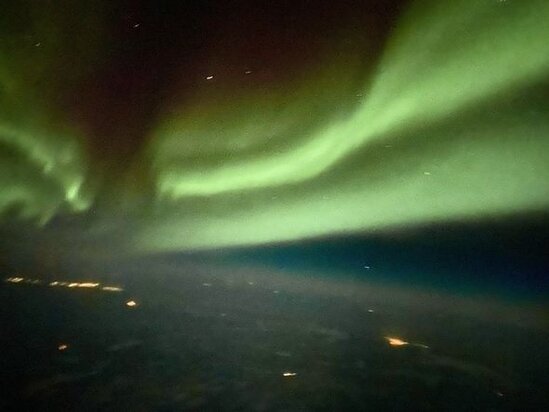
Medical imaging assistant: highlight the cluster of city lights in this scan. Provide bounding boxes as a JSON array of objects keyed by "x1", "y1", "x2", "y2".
[{"x1": 5, "y1": 276, "x2": 124, "y2": 292}]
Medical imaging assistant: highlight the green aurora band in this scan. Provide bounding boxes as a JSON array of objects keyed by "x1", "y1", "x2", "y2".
[
  {"x1": 142, "y1": 0, "x2": 549, "y2": 250},
  {"x1": 0, "y1": 2, "x2": 100, "y2": 222},
  {"x1": 0, "y1": 67, "x2": 90, "y2": 222},
  {"x1": 1, "y1": 0, "x2": 548, "y2": 252},
  {"x1": 152, "y1": 0, "x2": 549, "y2": 197}
]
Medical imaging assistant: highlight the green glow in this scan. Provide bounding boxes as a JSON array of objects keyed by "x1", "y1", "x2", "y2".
[
  {"x1": 151, "y1": 0, "x2": 549, "y2": 197},
  {"x1": 0, "y1": 99, "x2": 91, "y2": 222},
  {"x1": 1, "y1": 0, "x2": 548, "y2": 252},
  {"x1": 140, "y1": 0, "x2": 549, "y2": 251},
  {"x1": 0, "y1": 3, "x2": 99, "y2": 222}
]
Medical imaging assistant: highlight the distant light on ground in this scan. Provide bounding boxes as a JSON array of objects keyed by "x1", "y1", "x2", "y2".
[
  {"x1": 5, "y1": 277, "x2": 123, "y2": 292},
  {"x1": 58, "y1": 344, "x2": 69, "y2": 351},
  {"x1": 126, "y1": 300, "x2": 138, "y2": 307},
  {"x1": 6, "y1": 277, "x2": 24, "y2": 283},
  {"x1": 102, "y1": 286, "x2": 124, "y2": 292},
  {"x1": 282, "y1": 372, "x2": 297, "y2": 377},
  {"x1": 67, "y1": 282, "x2": 98, "y2": 288},
  {"x1": 385, "y1": 337, "x2": 409, "y2": 347},
  {"x1": 78, "y1": 282, "x2": 99, "y2": 288},
  {"x1": 384, "y1": 336, "x2": 430, "y2": 349}
]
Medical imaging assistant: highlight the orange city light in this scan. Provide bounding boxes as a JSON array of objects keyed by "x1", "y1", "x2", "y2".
[{"x1": 385, "y1": 337, "x2": 409, "y2": 347}]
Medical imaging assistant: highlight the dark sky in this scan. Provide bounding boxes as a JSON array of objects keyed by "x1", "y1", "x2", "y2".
[{"x1": 60, "y1": 0, "x2": 406, "y2": 165}]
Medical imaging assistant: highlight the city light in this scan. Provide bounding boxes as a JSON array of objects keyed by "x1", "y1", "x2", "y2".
[
  {"x1": 5, "y1": 277, "x2": 124, "y2": 292},
  {"x1": 385, "y1": 337, "x2": 409, "y2": 347}
]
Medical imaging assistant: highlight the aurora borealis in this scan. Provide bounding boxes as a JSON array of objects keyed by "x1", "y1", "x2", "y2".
[
  {"x1": 1, "y1": 3, "x2": 549, "y2": 409},
  {"x1": 1, "y1": 0, "x2": 548, "y2": 253}
]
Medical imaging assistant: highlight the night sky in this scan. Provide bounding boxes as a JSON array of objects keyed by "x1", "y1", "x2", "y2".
[{"x1": 1, "y1": 0, "x2": 548, "y2": 301}]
